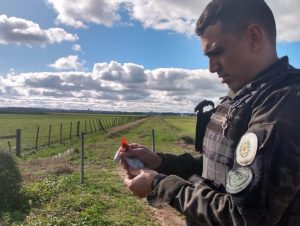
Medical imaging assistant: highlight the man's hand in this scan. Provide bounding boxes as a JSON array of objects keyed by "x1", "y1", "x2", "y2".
[
  {"x1": 124, "y1": 169, "x2": 158, "y2": 198},
  {"x1": 120, "y1": 143, "x2": 162, "y2": 170}
]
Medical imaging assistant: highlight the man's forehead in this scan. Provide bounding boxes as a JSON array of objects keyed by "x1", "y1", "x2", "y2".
[
  {"x1": 200, "y1": 22, "x2": 224, "y2": 51},
  {"x1": 201, "y1": 38, "x2": 221, "y2": 53}
]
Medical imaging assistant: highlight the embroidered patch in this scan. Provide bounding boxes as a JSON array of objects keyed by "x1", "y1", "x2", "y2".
[
  {"x1": 236, "y1": 132, "x2": 258, "y2": 166},
  {"x1": 226, "y1": 167, "x2": 253, "y2": 194}
]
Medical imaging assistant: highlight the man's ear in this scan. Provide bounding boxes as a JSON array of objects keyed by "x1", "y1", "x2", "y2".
[{"x1": 246, "y1": 24, "x2": 264, "y2": 53}]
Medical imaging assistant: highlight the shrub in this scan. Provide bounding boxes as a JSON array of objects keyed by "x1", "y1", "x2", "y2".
[
  {"x1": 180, "y1": 135, "x2": 194, "y2": 145},
  {"x1": 0, "y1": 152, "x2": 22, "y2": 210}
]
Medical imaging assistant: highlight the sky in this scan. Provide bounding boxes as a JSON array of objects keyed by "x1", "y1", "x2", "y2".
[{"x1": 0, "y1": 0, "x2": 299, "y2": 113}]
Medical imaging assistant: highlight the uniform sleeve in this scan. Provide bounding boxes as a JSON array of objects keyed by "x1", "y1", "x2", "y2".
[
  {"x1": 236, "y1": 88, "x2": 300, "y2": 224},
  {"x1": 155, "y1": 152, "x2": 203, "y2": 180},
  {"x1": 147, "y1": 175, "x2": 246, "y2": 226}
]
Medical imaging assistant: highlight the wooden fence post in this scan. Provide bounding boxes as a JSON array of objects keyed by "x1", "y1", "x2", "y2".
[
  {"x1": 107, "y1": 118, "x2": 110, "y2": 128},
  {"x1": 16, "y1": 129, "x2": 21, "y2": 157},
  {"x1": 96, "y1": 119, "x2": 101, "y2": 131},
  {"x1": 60, "y1": 123, "x2": 63, "y2": 144},
  {"x1": 7, "y1": 141, "x2": 12, "y2": 152},
  {"x1": 48, "y1": 125, "x2": 52, "y2": 146},
  {"x1": 89, "y1": 120, "x2": 93, "y2": 133},
  {"x1": 80, "y1": 132, "x2": 84, "y2": 184},
  {"x1": 35, "y1": 126, "x2": 40, "y2": 151},
  {"x1": 70, "y1": 122, "x2": 72, "y2": 140},
  {"x1": 98, "y1": 119, "x2": 105, "y2": 132},
  {"x1": 92, "y1": 120, "x2": 97, "y2": 132},
  {"x1": 77, "y1": 121, "x2": 80, "y2": 137}
]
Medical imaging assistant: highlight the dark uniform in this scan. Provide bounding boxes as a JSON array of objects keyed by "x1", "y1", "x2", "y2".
[{"x1": 147, "y1": 57, "x2": 300, "y2": 226}]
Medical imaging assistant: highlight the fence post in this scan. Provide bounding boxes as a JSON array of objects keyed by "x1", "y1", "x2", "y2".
[
  {"x1": 35, "y1": 126, "x2": 40, "y2": 151},
  {"x1": 98, "y1": 119, "x2": 106, "y2": 132},
  {"x1": 60, "y1": 123, "x2": 63, "y2": 144},
  {"x1": 152, "y1": 129, "x2": 156, "y2": 152},
  {"x1": 16, "y1": 129, "x2": 21, "y2": 156},
  {"x1": 77, "y1": 121, "x2": 80, "y2": 137},
  {"x1": 96, "y1": 119, "x2": 101, "y2": 131},
  {"x1": 48, "y1": 125, "x2": 52, "y2": 146},
  {"x1": 70, "y1": 122, "x2": 72, "y2": 140},
  {"x1": 89, "y1": 120, "x2": 93, "y2": 133},
  {"x1": 80, "y1": 132, "x2": 84, "y2": 184},
  {"x1": 7, "y1": 141, "x2": 12, "y2": 152},
  {"x1": 85, "y1": 120, "x2": 87, "y2": 134},
  {"x1": 92, "y1": 120, "x2": 97, "y2": 132}
]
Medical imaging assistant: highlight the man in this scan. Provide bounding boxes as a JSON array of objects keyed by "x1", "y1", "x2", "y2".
[{"x1": 121, "y1": 0, "x2": 300, "y2": 225}]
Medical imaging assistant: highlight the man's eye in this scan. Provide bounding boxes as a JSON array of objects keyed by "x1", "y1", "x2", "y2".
[
  {"x1": 210, "y1": 50, "x2": 223, "y2": 57},
  {"x1": 205, "y1": 49, "x2": 223, "y2": 58}
]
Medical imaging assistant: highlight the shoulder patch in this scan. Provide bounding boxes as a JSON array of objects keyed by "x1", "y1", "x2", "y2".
[
  {"x1": 236, "y1": 132, "x2": 258, "y2": 166},
  {"x1": 226, "y1": 167, "x2": 253, "y2": 194}
]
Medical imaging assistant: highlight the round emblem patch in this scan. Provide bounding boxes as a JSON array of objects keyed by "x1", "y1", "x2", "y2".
[
  {"x1": 236, "y1": 132, "x2": 258, "y2": 166},
  {"x1": 226, "y1": 167, "x2": 253, "y2": 194}
]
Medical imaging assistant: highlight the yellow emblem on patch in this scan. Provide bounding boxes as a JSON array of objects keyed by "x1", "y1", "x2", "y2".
[{"x1": 236, "y1": 132, "x2": 258, "y2": 166}]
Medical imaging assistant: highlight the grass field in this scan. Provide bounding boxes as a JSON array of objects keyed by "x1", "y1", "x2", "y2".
[
  {"x1": 0, "y1": 115, "x2": 197, "y2": 225},
  {"x1": 163, "y1": 116, "x2": 196, "y2": 138},
  {"x1": 0, "y1": 113, "x2": 142, "y2": 153}
]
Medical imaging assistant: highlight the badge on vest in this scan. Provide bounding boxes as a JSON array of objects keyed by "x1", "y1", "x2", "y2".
[
  {"x1": 236, "y1": 132, "x2": 258, "y2": 166},
  {"x1": 226, "y1": 167, "x2": 253, "y2": 194}
]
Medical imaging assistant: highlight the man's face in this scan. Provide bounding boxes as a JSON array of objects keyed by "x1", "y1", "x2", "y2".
[{"x1": 201, "y1": 22, "x2": 254, "y2": 92}]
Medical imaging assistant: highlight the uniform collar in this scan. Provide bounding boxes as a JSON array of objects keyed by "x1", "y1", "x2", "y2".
[{"x1": 230, "y1": 56, "x2": 290, "y2": 100}]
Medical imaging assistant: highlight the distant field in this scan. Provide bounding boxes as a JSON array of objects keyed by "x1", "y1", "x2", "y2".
[
  {"x1": 0, "y1": 113, "x2": 141, "y2": 152},
  {"x1": 163, "y1": 116, "x2": 196, "y2": 138}
]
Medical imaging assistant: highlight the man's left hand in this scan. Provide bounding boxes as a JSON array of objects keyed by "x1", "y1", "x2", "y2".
[{"x1": 124, "y1": 169, "x2": 158, "y2": 198}]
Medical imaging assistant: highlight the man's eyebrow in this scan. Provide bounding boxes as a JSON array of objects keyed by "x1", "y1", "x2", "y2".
[{"x1": 203, "y1": 47, "x2": 223, "y2": 57}]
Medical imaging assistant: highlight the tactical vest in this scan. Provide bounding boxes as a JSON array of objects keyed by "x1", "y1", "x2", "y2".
[{"x1": 202, "y1": 90, "x2": 258, "y2": 190}]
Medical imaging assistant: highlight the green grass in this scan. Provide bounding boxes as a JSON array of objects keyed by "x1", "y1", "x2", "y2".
[
  {"x1": 0, "y1": 116, "x2": 196, "y2": 225},
  {"x1": 163, "y1": 116, "x2": 196, "y2": 138},
  {"x1": 0, "y1": 113, "x2": 142, "y2": 153}
]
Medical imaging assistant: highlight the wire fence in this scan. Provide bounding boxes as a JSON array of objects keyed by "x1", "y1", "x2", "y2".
[{"x1": 0, "y1": 115, "x2": 146, "y2": 155}]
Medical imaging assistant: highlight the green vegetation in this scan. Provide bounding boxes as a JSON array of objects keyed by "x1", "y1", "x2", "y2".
[
  {"x1": 0, "y1": 113, "x2": 142, "y2": 153},
  {"x1": 0, "y1": 152, "x2": 22, "y2": 210},
  {"x1": 163, "y1": 116, "x2": 196, "y2": 138},
  {"x1": 0, "y1": 115, "x2": 196, "y2": 225}
]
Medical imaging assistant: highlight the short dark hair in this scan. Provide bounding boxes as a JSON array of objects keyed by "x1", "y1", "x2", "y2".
[{"x1": 196, "y1": 0, "x2": 276, "y2": 46}]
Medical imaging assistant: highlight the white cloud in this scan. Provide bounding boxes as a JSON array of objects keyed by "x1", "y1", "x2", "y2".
[
  {"x1": 124, "y1": 0, "x2": 209, "y2": 36},
  {"x1": 47, "y1": 0, "x2": 121, "y2": 28},
  {"x1": 266, "y1": 0, "x2": 300, "y2": 42},
  {"x1": 72, "y1": 44, "x2": 82, "y2": 52},
  {"x1": 0, "y1": 14, "x2": 78, "y2": 45},
  {"x1": 0, "y1": 61, "x2": 227, "y2": 112},
  {"x1": 49, "y1": 55, "x2": 85, "y2": 71},
  {"x1": 46, "y1": 0, "x2": 300, "y2": 42}
]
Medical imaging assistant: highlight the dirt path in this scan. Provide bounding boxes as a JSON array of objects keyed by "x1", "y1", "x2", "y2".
[{"x1": 144, "y1": 204, "x2": 186, "y2": 226}]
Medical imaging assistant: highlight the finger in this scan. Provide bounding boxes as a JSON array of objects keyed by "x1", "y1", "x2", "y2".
[
  {"x1": 128, "y1": 143, "x2": 139, "y2": 149},
  {"x1": 121, "y1": 147, "x2": 144, "y2": 158},
  {"x1": 130, "y1": 169, "x2": 143, "y2": 176},
  {"x1": 120, "y1": 158, "x2": 130, "y2": 171},
  {"x1": 124, "y1": 176, "x2": 132, "y2": 187}
]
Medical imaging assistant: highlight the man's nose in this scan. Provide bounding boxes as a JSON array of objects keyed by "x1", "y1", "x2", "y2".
[{"x1": 209, "y1": 58, "x2": 220, "y2": 73}]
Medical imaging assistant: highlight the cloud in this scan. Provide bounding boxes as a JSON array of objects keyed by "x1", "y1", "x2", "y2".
[
  {"x1": 124, "y1": 0, "x2": 209, "y2": 36},
  {"x1": 266, "y1": 0, "x2": 300, "y2": 42},
  {"x1": 0, "y1": 61, "x2": 227, "y2": 112},
  {"x1": 0, "y1": 14, "x2": 78, "y2": 45},
  {"x1": 47, "y1": 0, "x2": 122, "y2": 28},
  {"x1": 49, "y1": 55, "x2": 85, "y2": 70},
  {"x1": 46, "y1": 0, "x2": 300, "y2": 42},
  {"x1": 72, "y1": 44, "x2": 82, "y2": 52}
]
